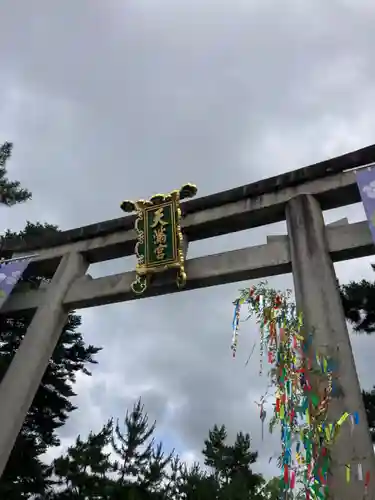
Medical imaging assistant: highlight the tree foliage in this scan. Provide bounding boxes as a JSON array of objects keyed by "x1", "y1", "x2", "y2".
[
  {"x1": 110, "y1": 399, "x2": 173, "y2": 494},
  {"x1": 362, "y1": 386, "x2": 375, "y2": 443},
  {"x1": 202, "y1": 424, "x2": 263, "y2": 499},
  {"x1": 49, "y1": 421, "x2": 114, "y2": 499},
  {"x1": 340, "y1": 277, "x2": 375, "y2": 441},
  {"x1": 42, "y1": 399, "x2": 265, "y2": 500},
  {"x1": 341, "y1": 279, "x2": 375, "y2": 334},
  {"x1": 0, "y1": 141, "x2": 31, "y2": 206},
  {"x1": 260, "y1": 476, "x2": 282, "y2": 500}
]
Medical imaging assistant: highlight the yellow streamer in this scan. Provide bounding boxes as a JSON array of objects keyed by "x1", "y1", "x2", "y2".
[
  {"x1": 346, "y1": 464, "x2": 350, "y2": 483},
  {"x1": 325, "y1": 426, "x2": 331, "y2": 441},
  {"x1": 337, "y1": 412, "x2": 350, "y2": 427},
  {"x1": 298, "y1": 312, "x2": 303, "y2": 327},
  {"x1": 280, "y1": 405, "x2": 285, "y2": 419}
]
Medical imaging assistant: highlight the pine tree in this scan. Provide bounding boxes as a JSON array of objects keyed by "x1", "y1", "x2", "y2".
[
  {"x1": 178, "y1": 462, "x2": 219, "y2": 500},
  {"x1": 201, "y1": 424, "x2": 264, "y2": 500},
  {"x1": 0, "y1": 142, "x2": 31, "y2": 205},
  {"x1": 260, "y1": 476, "x2": 282, "y2": 500},
  {"x1": 46, "y1": 399, "x2": 271, "y2": 499},
  {"x1": 111, "y1": 398, "x2": 173, "y2": 495},
  {"x1": 0, "y1": 222, "x2": 102, "y2": 499},
  {"x1": 340, "y1": 278, "x2": 375, "y2": 440},
  {"x1": 47, "y1": 399, "x2": 173, "y2": 499},
  {"x1": 48, "y1": 421, "x2": 114, "y2": 499},
  {"x1": 362, "y1": 387, "x2": 375, "y2": 443},
  {"x1": 340, "y1": 279, "x2": 375, "y2": 333},
  {"x1": 203, "y1": 425, "x2": 228, "y2": 482},
  {"x1": 174, "y1": 424, "x2": 266, "y2": 500}
]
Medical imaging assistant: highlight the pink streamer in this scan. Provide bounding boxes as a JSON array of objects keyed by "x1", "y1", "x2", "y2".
[{"x1": 290, "y1": 471, "x2": 296, "y2": 489}]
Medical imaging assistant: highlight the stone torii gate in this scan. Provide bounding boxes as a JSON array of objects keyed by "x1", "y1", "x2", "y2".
[{"x1": 1, "y1": 145, "x2": 375, "y2": 499}]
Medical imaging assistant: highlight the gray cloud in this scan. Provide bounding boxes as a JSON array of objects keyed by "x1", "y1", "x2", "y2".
[{"x1": 2, "y1": 0, "x2": 375, "y2": 480}]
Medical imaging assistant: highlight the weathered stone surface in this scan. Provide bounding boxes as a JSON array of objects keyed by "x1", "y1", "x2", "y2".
[
  {"x1": 286, "y1": 195, "x2": 375, "y2": 500},
  {"x1": 2, "y1": 220, "x2": 374, "y2": 315},
  {"x1": 0, "y1": 252, "x2": 88, "y2": 478},
  {"x1": 4, "y1": 143, "x2": 374, "y2": 253}
]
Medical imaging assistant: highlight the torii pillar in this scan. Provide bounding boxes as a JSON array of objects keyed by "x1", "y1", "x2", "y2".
[
  {"x1": 0, "y1": 252, "x2": 88, "y2": 478},
  {"x1": 286, "y1": 194, "x2": 375, "y2": 499}
]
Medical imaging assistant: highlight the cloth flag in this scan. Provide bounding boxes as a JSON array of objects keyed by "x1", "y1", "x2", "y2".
[
  {"x1": 356, "y1": 167, "x2": 375, "y2": 244},
  {"x1": 0, "y1": 258, "x2": 31, "y2": 310}
]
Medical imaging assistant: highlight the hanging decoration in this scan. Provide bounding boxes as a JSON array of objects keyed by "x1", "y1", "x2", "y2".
[
  {"x1": 0, "y1": 256, "x2": 33, "y2": 310},
  {"x1": 355, "y1": 166, "x2": 375, "y2": 245},
  {"x1": 231, "y1": 281, "x2": 367, "y2": 499},
  {"x1": 121, "y1": 183, "x2": 197, "y2": 295}
]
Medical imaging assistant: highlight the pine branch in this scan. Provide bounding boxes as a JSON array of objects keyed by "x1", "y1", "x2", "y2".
[{"x1": 0, "y1": 142, "x2": 32, "y2": 206}]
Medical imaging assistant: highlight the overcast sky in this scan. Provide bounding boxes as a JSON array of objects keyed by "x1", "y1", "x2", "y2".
[{"x1": 2, "y1": 0, "x2": 375, "y2": 479}]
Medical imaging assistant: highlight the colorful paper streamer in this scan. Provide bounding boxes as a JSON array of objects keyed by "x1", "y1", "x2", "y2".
[{"x1": 231, "y1": 281, "x2": 363, "y2": 499}]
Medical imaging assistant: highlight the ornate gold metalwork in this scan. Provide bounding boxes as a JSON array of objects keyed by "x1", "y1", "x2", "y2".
[{"x1": 120, "y1": 183, "x2": 197, "y2": 295}]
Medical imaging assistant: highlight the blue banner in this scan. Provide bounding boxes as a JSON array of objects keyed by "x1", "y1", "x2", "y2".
[
  {"x1": 0, "y1": 258, "x2": 31, "y2": 310},
  {"x1": 356, "y1": 167, "x2": 375, "y2": 244}
]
